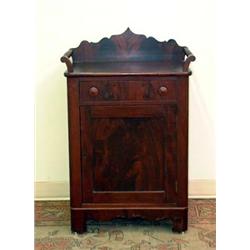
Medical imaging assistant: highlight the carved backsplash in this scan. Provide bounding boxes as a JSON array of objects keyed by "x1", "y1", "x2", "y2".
[{"x1": 72, "y1": 28, "x2": 185, "y2": 63}]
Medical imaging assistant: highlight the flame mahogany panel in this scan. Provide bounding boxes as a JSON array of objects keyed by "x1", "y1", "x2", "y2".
[{"x1": 93, "y1": 117, "x2": 164, "y2": 192}]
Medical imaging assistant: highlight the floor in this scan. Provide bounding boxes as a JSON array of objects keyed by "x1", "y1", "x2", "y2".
[{"x1": 35, "y1": 199, "x2": 215, "y2": 250}]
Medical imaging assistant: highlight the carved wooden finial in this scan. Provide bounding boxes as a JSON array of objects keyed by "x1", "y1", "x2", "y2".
[
  {"x1": 60, "y1": 48, "x2": 73, "y2": 72},
  {"x1": 123, "y1": 27, "x2": 134, "y2": 36}
]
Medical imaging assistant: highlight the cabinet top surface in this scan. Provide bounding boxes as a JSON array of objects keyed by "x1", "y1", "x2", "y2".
[
  {"x1": 61, "y1": 28, "x2": 195, "y2": 76},
  {"x1": 69, "y1": 61, "x2": 188, "y2": 76}
]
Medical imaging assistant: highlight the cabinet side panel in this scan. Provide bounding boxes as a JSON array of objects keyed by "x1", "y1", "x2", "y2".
[
  {"x1": 176, "y1": 77, "x2": 189, "y2": 207},
  {"x1": 67, "y1": 78, "x2": 82, "y2": 207}
]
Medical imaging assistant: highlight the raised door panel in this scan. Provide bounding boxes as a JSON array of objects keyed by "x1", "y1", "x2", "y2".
[{"x1": 80, "y1": 105, "x2": 177, "y2": 204}]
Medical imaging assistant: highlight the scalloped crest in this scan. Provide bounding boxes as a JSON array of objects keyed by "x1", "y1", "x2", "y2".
[{"x1": 72, "y1": 28, "x2": 185, "y2": 63}]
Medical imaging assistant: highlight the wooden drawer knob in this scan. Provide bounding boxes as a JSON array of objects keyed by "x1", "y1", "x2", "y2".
[
  {"x1": 159, "y1": 86, "x2": 168, "y2": 95},
  {"x1": 89, "y1": 86, "x2": 99, "y2": 97}
]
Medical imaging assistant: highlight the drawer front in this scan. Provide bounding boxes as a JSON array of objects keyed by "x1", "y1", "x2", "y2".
[{"x1": 79, "y1": 79, "x2": 177, "y2": 104}]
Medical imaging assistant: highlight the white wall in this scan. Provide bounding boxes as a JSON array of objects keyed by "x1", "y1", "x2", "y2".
[{"x1": 36, "y1": 0, "x2": 215, "y2": 188}]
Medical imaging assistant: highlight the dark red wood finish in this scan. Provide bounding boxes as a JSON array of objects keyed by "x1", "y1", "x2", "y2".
[{"x1": 61, "y1": 28, "x2": 195, "y2": 234}]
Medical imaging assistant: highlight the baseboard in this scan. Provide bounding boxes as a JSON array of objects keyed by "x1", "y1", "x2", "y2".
[
  {"x1": 35, "y1": 179, "x2": 216, "y2": 200},
  {"x1": 188, "y1": 179, "x2": 216, "y2": 198},
  {"x1": 35, "y1": 181, "x2": 70, "y2": 200}
]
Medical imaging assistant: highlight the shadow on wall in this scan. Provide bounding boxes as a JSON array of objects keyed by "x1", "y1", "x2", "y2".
[
  {"x1": 189, "y1": 64, "x2": 215, "y2": 179},
  {"x1": 35, "y1": 64, "x2": 69, "y2": 182}
]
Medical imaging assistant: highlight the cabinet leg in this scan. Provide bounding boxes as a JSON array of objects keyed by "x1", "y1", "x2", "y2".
[
  {"x1": 172, "y1": 211, "x2": 188, "y2": 233},
  {"x1": 71, "y1": 210, "x2": 87, "y2": 234}
]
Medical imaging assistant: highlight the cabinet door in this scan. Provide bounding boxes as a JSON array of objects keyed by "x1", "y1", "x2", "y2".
[{"x1": 80, "y1": 104, "x2": 177, "y2": 204}]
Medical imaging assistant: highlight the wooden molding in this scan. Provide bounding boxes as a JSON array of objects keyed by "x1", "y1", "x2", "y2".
[{"x1": 35, "y1": 179, "x2": 216, "y2": 200}]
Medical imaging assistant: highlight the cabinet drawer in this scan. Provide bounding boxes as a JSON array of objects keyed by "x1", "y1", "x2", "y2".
[{"x1": 79, "y1": 80, "x2": 177, "y2": 104}]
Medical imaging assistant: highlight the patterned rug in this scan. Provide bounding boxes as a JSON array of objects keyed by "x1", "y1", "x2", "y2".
[{"x1": 35, "y1": 199, "x2": 215, "y2": 250}]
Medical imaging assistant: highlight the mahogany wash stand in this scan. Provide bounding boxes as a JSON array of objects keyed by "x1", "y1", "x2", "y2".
[{"x1": 61, "y1": 28, "x2": 195, "y2": 233}]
